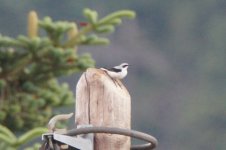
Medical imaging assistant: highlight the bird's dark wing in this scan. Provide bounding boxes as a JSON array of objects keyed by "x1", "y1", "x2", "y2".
[{"x1": 108, "y1": 67, "x2": 121, "y2": 72}]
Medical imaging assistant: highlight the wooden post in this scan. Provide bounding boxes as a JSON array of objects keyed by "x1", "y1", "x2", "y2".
[{"x1": 75, "y1": 68, "x2": 131, "y2": 150}]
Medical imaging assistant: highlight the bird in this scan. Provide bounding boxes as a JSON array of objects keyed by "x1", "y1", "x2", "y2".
[{"x1": 100, "y1": 63, "x2": 130, "y2": 87}]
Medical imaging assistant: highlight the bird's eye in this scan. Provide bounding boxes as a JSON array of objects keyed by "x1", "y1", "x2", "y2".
[{"x1": 122, "y1": 65, "x2": 128, "y2": 68}]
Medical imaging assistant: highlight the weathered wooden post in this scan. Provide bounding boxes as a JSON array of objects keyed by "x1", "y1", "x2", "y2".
[{"x1": 75, "y1": 68, "x2": 131, "y2": 149}]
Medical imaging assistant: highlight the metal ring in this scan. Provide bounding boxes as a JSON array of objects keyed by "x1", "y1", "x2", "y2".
[{"x1": 66, "y1": 126, "x2": 158, "y2": 150}]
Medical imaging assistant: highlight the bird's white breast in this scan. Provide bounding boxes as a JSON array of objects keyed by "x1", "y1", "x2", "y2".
[{"x1": 107, "y1": 69, "x2": 127, "y2": 79}]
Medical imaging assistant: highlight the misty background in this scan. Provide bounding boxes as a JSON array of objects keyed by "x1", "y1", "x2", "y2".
[{"x1": 1, "y1": 0, "x2": 226, "y2": 149}]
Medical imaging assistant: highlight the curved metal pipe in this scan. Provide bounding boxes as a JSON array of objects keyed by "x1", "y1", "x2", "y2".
[{"x1": 66, "y1": 126, "x2": 158, "y2": 150}]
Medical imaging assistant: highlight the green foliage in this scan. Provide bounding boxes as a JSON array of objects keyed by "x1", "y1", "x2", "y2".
[
  {"x1": 0, "y1": 30, "x2": 93, "y2": 130},
  {"x1": 1, "y1": 79, "x2": 74, "y2": 130},
  {"x1": 0, "y1": 124, "x2": 47, "y2": 150},
  {"x1": 65, "y1": 8, "x2": 136, "y2": 47}
]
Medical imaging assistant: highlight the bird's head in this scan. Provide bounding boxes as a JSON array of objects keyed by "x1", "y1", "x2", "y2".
[{"x1": 119, "y1": 63, "x2": 130, "y2": 70}]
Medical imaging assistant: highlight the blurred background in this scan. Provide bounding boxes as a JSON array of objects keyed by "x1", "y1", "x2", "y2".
[{"x1": 1, "y1": 0, "x2": 226, "y2": 149}]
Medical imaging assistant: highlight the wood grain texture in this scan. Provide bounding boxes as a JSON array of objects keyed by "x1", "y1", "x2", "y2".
[{"x1": 75, "y1": 68, "x2": 131, "y2": 150}]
